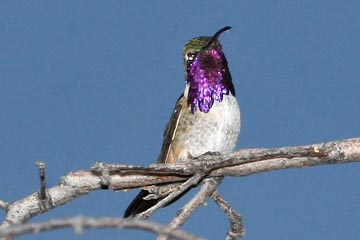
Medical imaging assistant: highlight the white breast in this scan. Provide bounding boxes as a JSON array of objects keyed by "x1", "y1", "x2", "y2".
[{"x1": 175, "y1": 93, "x2": 241, "y2": 161}]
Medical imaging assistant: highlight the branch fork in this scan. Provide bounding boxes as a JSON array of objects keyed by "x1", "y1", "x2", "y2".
[{"x1": 0, "y1": 138, "x2": 359, "y2": 239}]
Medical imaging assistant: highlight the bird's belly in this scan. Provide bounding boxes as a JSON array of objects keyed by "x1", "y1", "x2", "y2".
[{"x1": 174, "y1": 95, "x2": 240, "y2": 161}]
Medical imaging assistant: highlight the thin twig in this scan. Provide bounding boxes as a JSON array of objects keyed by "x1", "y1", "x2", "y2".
[
  {"x1": 35, "y1": 161, "x2": 49, "y2": 211},
  {"x1": 36, "y1": 161, "x2": 46, "y2": 201},
  {"x1": 137, "y1": 172, "x2": 205, "y2": 219},
  {"x1": 0, "y1": 215, "x2": 202, "y2": 240},
  {"x1": 157, "y1": 177, "x2": 223, "y2": 240},
  {"x1": 211, "y1": 191, "x2": 245, "y2": 239}
]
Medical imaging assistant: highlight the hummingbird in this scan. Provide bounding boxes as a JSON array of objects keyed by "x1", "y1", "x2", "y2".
[{"x1": 123, "y1": 26, "x2": 241, "y2": 218}]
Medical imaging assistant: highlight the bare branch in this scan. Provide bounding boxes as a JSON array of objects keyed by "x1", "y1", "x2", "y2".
[
  {"x1": 0, "y1": 215, "x2": 202, "y2": 240},
  {"x1": 92, "y1": 138, "x2": 360, "y2": 178},
  {"x1": 0, "y1": 138, "x2": 359, "y2": 234}
]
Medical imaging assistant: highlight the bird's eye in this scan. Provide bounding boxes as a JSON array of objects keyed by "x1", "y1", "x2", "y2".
[{"x1": 186, "y1": 52, "x2": 195, "y2": 61}]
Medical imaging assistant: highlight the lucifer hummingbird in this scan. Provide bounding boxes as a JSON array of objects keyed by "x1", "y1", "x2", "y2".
[{"x1": 124, "y1": 26, "x2": 241, "y2": 217}]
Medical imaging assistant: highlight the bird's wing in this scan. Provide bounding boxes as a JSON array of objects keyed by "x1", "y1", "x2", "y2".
[
  {"x1": 124, "y1": 95, "x2": 187, "y2": 218},
  {"x1": 156, "y1": 94, "x2": 187, "y2": 164}
]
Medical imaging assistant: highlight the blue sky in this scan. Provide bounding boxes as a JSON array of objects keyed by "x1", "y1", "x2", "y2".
[{"x1": 0, "y1": 1, "x2": 359, "y2": 239}]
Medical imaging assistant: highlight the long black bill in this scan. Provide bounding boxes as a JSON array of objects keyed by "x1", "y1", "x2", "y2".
[{"x1": 202, "y1": 26, "x2": 232, "y2": 50}]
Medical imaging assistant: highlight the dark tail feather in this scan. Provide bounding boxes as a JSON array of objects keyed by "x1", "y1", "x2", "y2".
[
  {"x1": 123, "y1": 186, "x2": 193, "y2": 218},
  {"x1": 123, "y1": 190, "x2": 160, "y2": 218}
]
